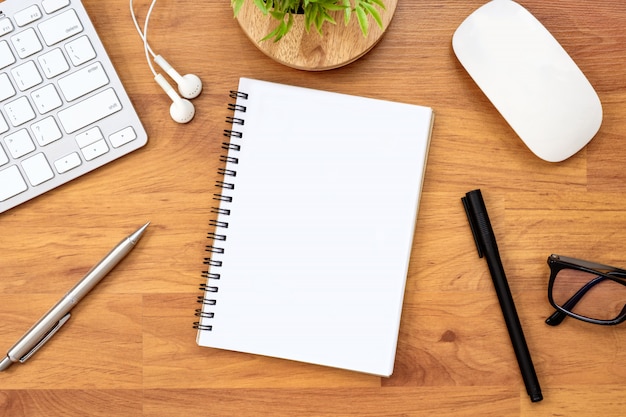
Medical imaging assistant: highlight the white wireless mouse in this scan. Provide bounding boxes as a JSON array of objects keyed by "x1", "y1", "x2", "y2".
[{"x1": 452, "y1": 0, "x2": 602, "y2": 162}]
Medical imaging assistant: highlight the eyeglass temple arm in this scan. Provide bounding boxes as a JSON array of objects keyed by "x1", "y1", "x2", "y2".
[
  {"x1": 545, "y1": 275, "x2": 606, "y2": 326},
  {"x1": 555, "y1": 255, "x2": 626, "y2": 274}
]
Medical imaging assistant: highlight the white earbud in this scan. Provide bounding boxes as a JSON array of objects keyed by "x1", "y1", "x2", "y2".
[
  {"x1": 155, "y1": 74, "x2": 195, "y2": 124},
  {"x1": 154, "y1": 55, "x2": 202, "y2": 99},
  {"x1": 131, "y1": 0, "x2": 203, "y2": 122}
]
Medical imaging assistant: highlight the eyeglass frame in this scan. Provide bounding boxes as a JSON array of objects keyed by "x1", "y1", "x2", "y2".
[{"x1": 546, "y1": 254, "x2": 626, "y2": 326}]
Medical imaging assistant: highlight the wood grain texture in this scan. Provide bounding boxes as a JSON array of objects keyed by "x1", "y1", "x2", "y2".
[{"x1": 1, "y1": 1, "x2": 625, "y2": 416}]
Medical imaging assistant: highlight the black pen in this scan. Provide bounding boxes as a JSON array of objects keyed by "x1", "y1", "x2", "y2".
[{"x1": 462, "y1": 189, "x2": 543, "y2": 403}]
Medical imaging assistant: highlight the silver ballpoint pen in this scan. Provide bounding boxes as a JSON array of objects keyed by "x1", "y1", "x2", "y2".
[{"x1": 0, "y1": 222, "x2": 150, "y2": 372}]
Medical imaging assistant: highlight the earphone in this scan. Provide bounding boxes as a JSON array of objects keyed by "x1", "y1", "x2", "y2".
[{"x1": 130, "y1": 0, "x2": 202, "y2": 123}]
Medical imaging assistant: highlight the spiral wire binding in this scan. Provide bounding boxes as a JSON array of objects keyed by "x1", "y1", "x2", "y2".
[{"x1": 193, "y1": 90, "x2": 248, "y2": 332}]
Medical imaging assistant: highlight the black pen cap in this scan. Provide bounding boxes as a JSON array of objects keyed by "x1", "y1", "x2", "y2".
[{"x1": 462, "y1": 189, "x2": 495, "y2": 258}]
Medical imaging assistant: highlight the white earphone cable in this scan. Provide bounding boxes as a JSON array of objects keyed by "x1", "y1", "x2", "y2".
[{"x1": 130, "y1": 0, "x2": 157, "y2": 76}]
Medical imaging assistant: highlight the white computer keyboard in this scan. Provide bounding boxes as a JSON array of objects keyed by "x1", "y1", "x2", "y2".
[{"x1": 0, "y1": 0, "x2": 148, "y2": 213}]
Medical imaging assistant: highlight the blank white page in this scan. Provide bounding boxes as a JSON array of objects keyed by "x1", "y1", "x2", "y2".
[{"x1": 197, "y1": 78, "x2": 434, "y2": 376}]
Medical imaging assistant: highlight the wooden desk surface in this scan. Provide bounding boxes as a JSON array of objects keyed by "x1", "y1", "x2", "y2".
[{"x1": 1, "y1": 1, "x2": 625, "y2": 415}]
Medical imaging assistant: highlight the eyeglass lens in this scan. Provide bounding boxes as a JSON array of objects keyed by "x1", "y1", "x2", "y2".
[{"x1": 553, "y1": 268, "x2": 626, "y2": 322}]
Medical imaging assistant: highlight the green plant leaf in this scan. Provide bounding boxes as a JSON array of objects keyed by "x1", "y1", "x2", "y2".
[
  {"x1": 369, "y1": 0, "x2": 386, "y2": 10},
  {"x1": 360, "y1": 2, "x2": 383, "y2": 28},
  {"x1": 342, "y1": 0, "x2": 351, "y2": 25},
  {"x1": 261, "y1": 9, "x2": 294, "y2": 42},
  {"x1": 355, "y1": 4, "x2": 369, "y2": 36},
  {"x1": 231, "y1": 0, "x2": 245, "y2": 17},
  {"x1": 270, "y1": 10, "x2": 286, "y2": 20},
  {"x1": 253, "y1": 0, "x2": 269, "y2": 14}
]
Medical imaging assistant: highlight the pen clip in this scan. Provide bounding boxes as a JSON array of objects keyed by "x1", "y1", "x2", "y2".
[
  {"x1": 19, "y1": 313, "x2": 71, "y2": 364},
  {"x1": 462, "y1": 195, "x2": 483, "y2": 258}
]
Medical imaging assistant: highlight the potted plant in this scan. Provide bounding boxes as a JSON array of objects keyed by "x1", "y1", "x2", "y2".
[{"x1": 231, "y1": 0, "x2": 386, "y2": 42}]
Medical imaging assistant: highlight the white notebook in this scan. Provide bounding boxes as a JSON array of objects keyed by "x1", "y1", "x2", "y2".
[{"x1": 195, "y1": 78, "x2": 434, "y2": 376}]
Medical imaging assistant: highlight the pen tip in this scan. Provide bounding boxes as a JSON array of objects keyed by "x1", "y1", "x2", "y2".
[
  {"x1": 129, "y1": 222, "x2": 150, "y2": 244},
  {"x1": 0, "y1": 356, "x2": 13, "y2": 372}
]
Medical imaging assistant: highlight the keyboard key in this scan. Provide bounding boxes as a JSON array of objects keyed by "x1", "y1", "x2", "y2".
[
  {"x1": 15, "y1": 5, "x2": 43, "y2": 27},
  {"x1": 57, "y1": 88, "x2": 122, "y2": 133},
  {"x1": 65, "y1": 35, "x2": 96, "y2": 66},
  {"x1": 11, "y1": 60, "x2": 43, "y2": 91},
  {"x1": 75, "y1": 126, "x2": 103, "y2": 148},
  {"x1": 4, "y1": 96, "x2": 36, "y2": 127},
  {"x1": 11, "y1": 28, "x2": 43, "y2": 59},
  {"x1": 0, "y1": 113, "x2": 8, "y2": 135},
  {"x1": 38, "y1": 9, "x2": 83, "y2": 46},
  {"x1": 0, "y1": 166, "x2": 28, "y2": 201},
  {"x1": 110, "y1": 127, "x2": 137, "y2": 148},
  {"x1": 42, "y1": 0, "x2": 71, "y2": 14},
  {"x1": 54, "y1": 152, "x2": 81, "y2": 174},
  {"x1": 0, "y1": 18, "x2": 14, "y2": 36},
  {"x1": 38, "y1": 48, "x2": 70, "y2": 78},
  {"x1": 22, "y1": 153, "x2": 54, "y2": 186},
  {"x1": 4, "y1": 129, "x2": 36, "y2": 158},
  {"x1": 80, "y1": 138, "x2": 109, "y2": 161},
  {"x1": 58, "y1": 61, "x2": 109, "y2": 101},
  {"x1": 31, "y1": 84, "x2": 63, "y2": 114},
  {"x1": 0, "y1": 41, "x2": 16, "y2": 70},
  {"x1": 0, "y1": 142, "x2": 8, "y2": 165},
  {"x1": 32, "y1": 117, "x2": 63, "y2": 146},
  {"x1": 0, "y1": 73, "x2": 16, "y2": 102}
]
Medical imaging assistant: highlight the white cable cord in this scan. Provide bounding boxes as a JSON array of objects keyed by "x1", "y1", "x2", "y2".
[{"x1": 130, "y1": 0, "x2": 158, "y2": 76}]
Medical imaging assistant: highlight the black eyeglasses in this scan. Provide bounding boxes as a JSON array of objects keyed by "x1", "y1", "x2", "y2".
[{"x1": 546, "y1": 254, "x2": 626, "y2": 326}]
